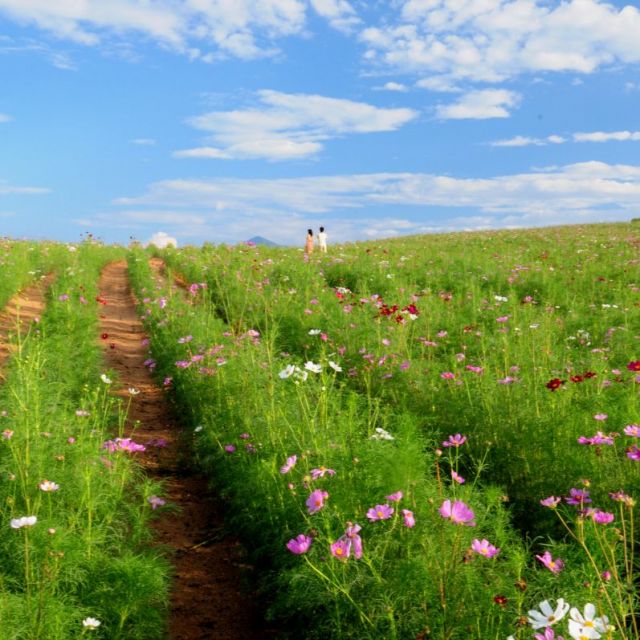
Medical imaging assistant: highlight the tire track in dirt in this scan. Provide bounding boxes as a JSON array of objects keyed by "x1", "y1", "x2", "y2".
[
  {"x1": 0, "y1": 275, "x2": 54, "y2": 374},
  {"x1": 98, "y1": 260, "x2": 269, "y2": 640}
]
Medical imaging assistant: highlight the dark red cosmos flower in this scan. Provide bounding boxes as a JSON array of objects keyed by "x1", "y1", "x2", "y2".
[
  {"x1": 570, "y1": 375, "x2": 584, "y2": 383},
  {"x1": 546, "y1": 378, "x2": 565, "y2": 391},
  {"x1": 627, "y1": 361, "x2": 640, "y2": 372},
  {"x1": 101, "y1": 333, "x2": 109, "y2": 340},
  {"x1": 109, "y1": 343, "x2": 116, "y2": 350},
  {"x1": 583, "y1": 371, "x2": 597, "y2": 378},
  {"x1": 379, "y1": 304, "x2": 398, "y2": 317},
  {"x1": 493, "y1": 595, "x2": 508, "y2": 606}
]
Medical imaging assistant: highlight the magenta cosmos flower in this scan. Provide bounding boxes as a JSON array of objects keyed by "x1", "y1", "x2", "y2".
[
  {"x1": 148, "y1": 496, "x2": 166, "y2": 510},
  {"x1": 402, "y1": 509, "x2": 415, "y2": 528},
  {"x1": 280, "y1": 454, "x2": 297, "y2": 474},
  {"x1": 471, "y1": 539, "x2": 500, "y2": 558},
  {"x1": 366, "y1": 504, "x2": 394, "y2": 522},
  {"x1": 331, "y1": 523, "x2": 362, "y2": 560},
  {"x1": 286, "y1": 534, "x2": 312, "y2": 555},
  {"x1": 536, "y1": 551, "x2": 564, "y2": 574},
  {"x1": 442, "y1": 434, "x2": 467, "y2": 447},
  {"x1": 540, "y1": 496, "x2": 561, "y2": 509},
  {"x1": 310, "y1": 466, "x2": 336, "y2": 479},
  {"x1": 306, "y1": 489, "x2": 329, "y2": 514},
  {"x1": 385, "y1": 491, "x2": 403, "y2": 502},
  {"x1": 439, "y1": 499, "x2": 476, "y2": 526},
  {"x1": 331, "y1": 523, "x2": 363, "y2": 560}
]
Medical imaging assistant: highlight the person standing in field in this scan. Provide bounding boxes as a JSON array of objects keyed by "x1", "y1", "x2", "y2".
[
  {"x1": 304, "y1": 229, "x2": 314, "y2": 254},
  {"x1": 318, "y1": 226, "x2": 327, "y2": 253}
]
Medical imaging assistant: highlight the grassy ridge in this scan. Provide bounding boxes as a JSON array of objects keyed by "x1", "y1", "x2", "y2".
[{"x1": 0, "y1": 243, "x2": 169, "y2": 639}]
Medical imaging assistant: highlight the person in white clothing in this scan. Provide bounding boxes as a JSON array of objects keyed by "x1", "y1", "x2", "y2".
[{"x1": 318, "y1": 226, "x2": 327, "y2": 253}]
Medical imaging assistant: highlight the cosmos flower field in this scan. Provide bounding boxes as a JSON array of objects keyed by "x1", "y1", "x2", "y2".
[{"x1": 1, "y1": 222, "x2": 639, "y2": 639}]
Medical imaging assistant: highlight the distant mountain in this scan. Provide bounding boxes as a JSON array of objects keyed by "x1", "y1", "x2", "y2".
[{"x1": 245, "y1": 236, "x2": 280, "y2": 247}]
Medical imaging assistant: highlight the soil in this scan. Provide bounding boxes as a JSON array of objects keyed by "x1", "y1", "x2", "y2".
[
  {"x1": 97, "y1": 260, "x2": 270, "y2": 640},
  {"x1": 0, "y1": 274, "x2": 54, "y2": 373}
]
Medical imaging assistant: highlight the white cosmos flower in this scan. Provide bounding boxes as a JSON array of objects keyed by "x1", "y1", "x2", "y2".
[
  {"x1": 278, "y1": 365, "x2": 296, "y2": 379},
  {"x1": 100, "y1": 373, "x2": 112, "y2": 384},
  {"x1": 82, "y1": 617, "x2": 101, "y2": 629},
  {"x1": 568, "y1": 603, "x2": 610, "y2": 638},
  {"x1": 39, "y1": 480, "x2": 59, "y2": 492},
  {"x1": 369, "y1": 427, "x2": 394, "y2": 441},
  {"x1": 128, "y1": 387, "x2": 140, "y2": 395},
  {"x1": 308, "y1": 329, "x2": 322, "y2": 335},
  {"x1": 568, "y1": 619, "x2": 601, "y2": 639},
  {"x1": 328, "y1": 361, "x2": 342, "y2": 372},
  {"x1": 10, "y1": 515, "x2": 37, "y2": 529},
  {"x1": 304, "y1": 361, "x2": 322, "y2": 374},
  {"x1": 527, "y1": 598, "x2": 570, "y2": 629}
]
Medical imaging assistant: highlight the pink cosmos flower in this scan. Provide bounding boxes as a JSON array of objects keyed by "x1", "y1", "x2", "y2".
[
  {"x1": 534, "y1": 629, "x2": 564, "y2": 640},
  {"x1": 366, "y1": 504, "x2": 394, "y2": 521},
  {"x1": 609, "y1": 490, "x2": 633, "y2": 505},
  {"x1": 565, "y1": 488, "x2": 592, "y2": 506},
  {"x1": 540, "y1": 496, "x2": 561, "y2": 509},
  {"x1": 330, "y1": 538, "x2": 351, "y2": 560},
  {"x1": 385, "y1": 491, "x2": 403, "y2": 502},
  {"x1": 148, "y1": 496, "x2": 166, "y2": 510},
  {"x1": 224, "y1": 444, "x2": 236, "y2": 453},
  {"x1": 439, "y1": 499, "x2": 476, "y2": 526},
  {"x1": 310, "y1": 466, "x2": 336, "y2": 479},
  {"x1": 280, "y1": 455, "x2": 297, "y2": 474},
  {"x1": 578, "y1": 431, "x2": 614, "y2": 446},
  {"x1": 102, "y1": 438, "x2": 146, "y2": 453},
  {"x1": 624, "y1": 424, "x2": 640, "y2": 437},
  {"x1": 440, "y1": 372, "x2": 455, "y2": 380},
  {"x1": 286, "y1": 534, "x2": 312, "y2": 555},
  {"x1": 331, "y1": 523, "x2": 363, "y2": 560},
  {"x1": 442, "y1": 434, "x2": 467, "y2": 447},
  {"x1": 536, "y1": 551, "x2": 564, "y2": 574},
  {"x1": 590, "y1": 509, "x2": 614, "y2": 524},
  {"x1": 402, "y1": 509, "x2": 415, "y2": 528},
  {"x1": 593, "y1": 413, "x2": 608, "y2": 421},
  {"x1": 626, "y1": 446, "x2": 640, "y2": 460},
  {"x1": 496, "y1": 316, "x2": 509, "y2": 323},
  {"x1": 451, "y1": 470, "x2": 465, "y2": 484},
  {"x1": 471, "y1": 539, "x2": 500, "y2": 558},
  {"x1": 466, "y1": 365, "x2": 484, "y2": 374},
  {"x1": 498, "y1": 376, "x2": 517, "y2": 384},
  {"x1": 306, "y1": 489, "x2": 329, "y2": 514}
]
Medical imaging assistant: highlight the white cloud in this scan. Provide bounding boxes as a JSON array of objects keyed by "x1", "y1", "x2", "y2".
[
  {"x1": 0, "y1": 0, "x2": 308, "y2": 59},
  {"x1": 174, "y1": 89, "x2": 418, "y2": 161},
  {"x1": 0, "y1": 113, "x2": 11, "y2": 122},
  {"x1": 145, "y1": 231, "x2": 178, "y2": 248},
  {"x1": 436, "y1": 89, "x2": 520, "y2": 119},
  {"x1": 377, "y1": 81, "x2": 408, "y2": 92},
  {"x1": 491, "y1": 130, "x2": 640, "y2": 146},
  {"x1": 574, "y1": 130, "x2": 640, "y2": 143},
  {"x1": 361, "y1": 0, "x2": 640, "y2": 85},
  {"x1": 491, "y1": 134, "x2": 566, "y2": 147},
  {"x1": 415, "y1": 77, "x2": 462, "y2": 93},
  {"x1": 130, "y1": 138, "x2": 156, "y2": 145},
  {"x1": 308, "y1": 0, "x2": 360, "y2": 32},
  {"x1": 109, "y1": 160, "x2": 640, "y2": 244},
  {"x1": 0, "y1": 179, "x2": 49, "y2": 195}
]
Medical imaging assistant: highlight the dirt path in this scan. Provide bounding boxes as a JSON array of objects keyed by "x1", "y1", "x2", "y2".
[
  {"x1": 97, "y1": 260, "x2": 268, "y2": 640},
  {"x1": 0, "y1": 275, "x2": 54, "y2": 373}
]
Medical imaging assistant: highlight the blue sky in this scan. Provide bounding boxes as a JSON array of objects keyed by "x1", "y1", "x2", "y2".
[{"x1": 1, "y1": 0, "x2": 639, "y2": 247}]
